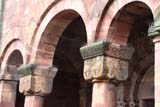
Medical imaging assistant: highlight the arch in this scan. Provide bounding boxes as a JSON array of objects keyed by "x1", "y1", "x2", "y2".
[
  {"x1": 138, "y1": 66, "x2": 154, "y2": 107},
  {"x1": 30, "y1": 9, "x2": 88, "y2": 66},
  {"x1": 28, "y1": 0, "x2": 90, "y2": 64},
  {"x1": 6, "y1": 50, "x2": 23, "y2": 66},
  {"x1": 4, "y1": 50, "x2": 23, "y2": 73},
  {"x1": 129, "y1": 54, "x2": 154, "y2": 104},
  {"x1": 38, "y1": 8, "x2": 89, "y2": 107},
  {"x1": 0, "y1": 39, "x2": 26, "y2": 73},
  {"x1": 133, "y1": 63, "x2": 153, "y2": 99},
  {"x1": 1, "y1": 47, "x2": 25, "y2": 107},
  {"x1": 95, "y1": 1, "x2": 154, "y2": 45}
]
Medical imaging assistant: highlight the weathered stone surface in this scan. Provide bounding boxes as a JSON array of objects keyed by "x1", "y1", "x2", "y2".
[
  {"x1": 83, "y1": 55, "x2": 129, "y2": 82},
  {"x1": 19, "y1": 75, "x2": 53, "y2": 96},
  {"x1": 148, "y1": 21, "x2": 160, "y2": 37},
  {"x1": 17, "y1": 64, "x2": 58, "y2": 78},
  {"x1": 18, "y1": 64, "x2": 58, "y2": 96},
  {"x1": 0, "y1": 79, "x2": 18, "y2": 107},
  {"x1": 81, "y1": 41, "x2": 134, "y2": 82},
  {"x1": 92, "y1": 82, "x2": 116, "y2": 107},
  {"x1": 24, "y1": 96, "x2": 44, "y2": 107},
  {"x1": 105, "y1": 57, "x2": 129, "y2": 81},
  {"x1": 80, "y1": 41, "x2": 105, "y2": 60},
  {"x1": 83, "y1": 56, "x2": 104, "y2": 81},
  {"x1": 105, "y1": 43, "x2": 134, "y2": 60},
  {"x1": 80, "y1": 41, "x2": 134, "y2": 60}
]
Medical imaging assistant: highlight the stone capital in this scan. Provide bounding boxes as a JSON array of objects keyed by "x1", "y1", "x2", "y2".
[
  {"x1": 80, "y1": 41, "x2": 134, "y2": 83},
  {"x1": 17, "y1": 64, "x2": 58, "y2": 96},
  {"x1": 148, "y1": 21, "x2": 160, "y2": 42}
]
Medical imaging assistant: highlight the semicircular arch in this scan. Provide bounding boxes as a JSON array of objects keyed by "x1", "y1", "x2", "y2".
[{"x1": 0, "y1": 39, "x2": 27, "y2": 73}]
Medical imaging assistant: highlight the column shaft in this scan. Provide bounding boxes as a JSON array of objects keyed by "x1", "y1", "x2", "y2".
[
  {"x1": 0, "y1": 81, "x2": 17, "y2": 107},
  {"x1": 92, "y1": 82, "x2": 116, "y2": 107},
  {"x1": 24, "y1": 95, "x2": 44, "y2": 107},
  {"x1": 155, "y1": 41, "x2": 160, "y2": 107}
]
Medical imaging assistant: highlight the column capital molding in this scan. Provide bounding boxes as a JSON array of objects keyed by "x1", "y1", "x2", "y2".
[
  {"x1": 18, "y1": 64, "x2": 58, "y2": 96},
  {"x1": 80, "y1": 41, "x2": 134, "y2": 61},
  {"x1": 17, "y1": 63, "x2": 57, "y2": 78},
  {"x1": 148, "y1": 21, "x2": 160, "y2": 38},
  {"x1": 80, "y1": 41, "x2": 135, "y2": 83}
]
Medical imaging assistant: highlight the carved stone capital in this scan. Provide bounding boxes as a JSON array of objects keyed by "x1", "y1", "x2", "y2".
[
  {"x1": 83, "y1": 56, "x2": 129, "y2": 82},
  {"x1": 17, "y1": 64, "x2": 58, "y2": 96},
  {"x1": 80, "y1": 41, "x2": 134, "y2": 83},
  {"x1": 148, "y1": 21, "x2": 160, "y2": 37}
]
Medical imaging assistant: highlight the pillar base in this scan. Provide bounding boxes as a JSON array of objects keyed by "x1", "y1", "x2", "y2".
[{"x1": 0, "y1": 81, "x2": 18, "y2": 107}]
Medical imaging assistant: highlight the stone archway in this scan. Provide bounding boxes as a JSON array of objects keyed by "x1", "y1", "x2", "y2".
[
  {"x1": 105, "y1": 1, "x2": 154, "y2": 45},
  {"x1": 27, "y1": 9, "x2": 91, "y2": 107},
  {"x1": 43, "y1": 15, "x2": 91, "y2": 107},
  {"x1": 103, "y1": 1, "x2": 154, "y2": 107},
  {"x1": 84, "y1": 1, "x2": 155, "y2": 107},
  {"x1": 5, "y1": 50, "x2": 25, "y2": 107},
  {"x1": 32, "y1": 10, "x2": 85, "y2": 65},
  {"x1": 0, "y1": 49, "x2": 25, "y2": 107},
  {"x1": 0, "y1": 39, "x2": 26, "y2": 107}
]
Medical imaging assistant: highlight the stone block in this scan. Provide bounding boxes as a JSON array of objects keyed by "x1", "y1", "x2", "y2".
[
  {"x1": 18, "y1": 64, "x2": 58, "y2": 96},
  {"x1": 81, "y1": 41, "x2": 134, "y2": 82},
  {"x1": 19, "y1": 75, "x2": 53, "y2": 96},
  {"x1": 83, "y1": 55, "x2": 129, "y2": 82},
  {"x1": 17, "y1": 64, "x2": 58, "y2": 78}
]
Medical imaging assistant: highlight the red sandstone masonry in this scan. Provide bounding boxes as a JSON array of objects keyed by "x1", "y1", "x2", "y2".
[{"x1": 0, "y1": 0, "x2": 160, "y2": 107}]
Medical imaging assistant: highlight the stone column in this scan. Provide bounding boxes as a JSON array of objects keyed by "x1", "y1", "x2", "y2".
[
  {"x1": 148, "y1": 21, "x2": 160, "y2": 107},
  {"x1": 80, "y1": 41, "x2": 134, "y2": 107},
  {"x1": 17, "y1": 64, "x2": 58, "y2": 107},
  {"x1": 0, "y1": 66, "x2": 18, "y2": 107}
]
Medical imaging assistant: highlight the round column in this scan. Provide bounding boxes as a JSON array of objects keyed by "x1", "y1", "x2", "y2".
[
  {"x1": 18, "y1": 64, "x2": 58, "y2": 107},
  {"x1": 24, "y1": 95, "x2": 44, "y2": 107},
  {"x1": 80, "y1": 41, "x2": 134, "y2": 107},
  {"x1": 92, "y1": 82, "x2": 116, "y2": 107},
  {"x1": 0, "y1": 67, "x2": 19, "y2": 107}
]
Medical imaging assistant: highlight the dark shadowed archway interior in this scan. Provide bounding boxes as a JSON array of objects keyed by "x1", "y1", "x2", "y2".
[
  {"x1": 6, "y1": 50, "x2": 25, "y2": 107},
  {"x1": 44, "y1": 16, "x2": 92, "y2": 107}
]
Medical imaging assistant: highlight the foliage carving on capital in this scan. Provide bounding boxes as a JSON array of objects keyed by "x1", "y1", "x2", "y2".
[
  {"x1": 105, "y1": 57, "x2": 129, "y2": 81},
  {"x1": 83, "y1": 56, "x2": 105, "y2": 81},
  {"x1": 83, "y1": 56, "x2": 129, "y2": 82},
  {"x1": 81, "y1": 41, "x2": 134, "y2": 83}
]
